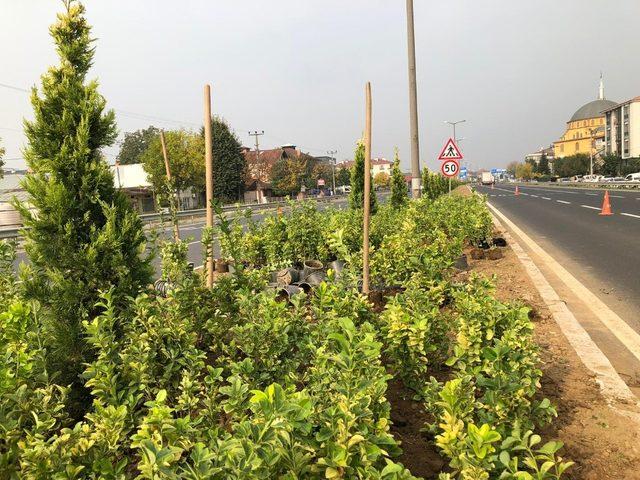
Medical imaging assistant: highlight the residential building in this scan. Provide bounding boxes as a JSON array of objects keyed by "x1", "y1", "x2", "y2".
[
  {"x1": 603, "y1": 97, "x2": 640, "y2": 159},
  {"x1": 553, "y1": 76, "x2": 617, "y2": 158},
  {"x1": 336, "y1": 157, "x2": 392, "y2": 176},
  {"x1": 524, "y1": 145, "x2": 555, "y2": 173},
  {"x1": 242, "y1": 144, "x2": 316, "y2": 203}
]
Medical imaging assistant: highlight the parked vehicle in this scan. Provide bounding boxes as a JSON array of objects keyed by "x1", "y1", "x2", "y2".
[
  {"x1": 481, "y1": 172, "x2": 494, "y2": 185},
  {"x1": 625, "y1": 173, "x2": 640, "y2": 182},
  {"x1": 558, "y1": 177, "x2": 571, "y2": 183},
  {"x1": 582, "y1": 174, "x2": 603, "y2": 183},
  {"x1": 611, "y1": 177, "x2": 626, "y2": 182},
  {"x1": 571, "y1": 175, "x2": 583, "y2": 182}
]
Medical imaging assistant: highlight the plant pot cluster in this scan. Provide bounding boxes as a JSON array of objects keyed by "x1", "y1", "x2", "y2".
[
  {"x1": 271, "y1": 259, "x2": 344, "y2": 300},
  {"x1": 470, "y1": 236, "x2": 507, "y2": 261}
]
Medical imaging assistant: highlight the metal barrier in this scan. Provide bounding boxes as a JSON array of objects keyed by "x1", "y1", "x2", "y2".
[
  {"x1": 0, "y1": 194, "x2": 350, "y2": 241},
  {"x1": 518, "y1": 181, "x2": 640, "y2": 190}
]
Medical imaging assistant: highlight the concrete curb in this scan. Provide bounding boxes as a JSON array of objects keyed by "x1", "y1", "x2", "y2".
[{"x1": 487, "y1": 202, "x2": 640, "y2": 422}]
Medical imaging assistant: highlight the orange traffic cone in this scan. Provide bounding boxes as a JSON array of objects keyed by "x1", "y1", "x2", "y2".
[
  {"x1": 515, "y1": 185, "x2": 520, "y2": 196},
  {"x1": 599, "y1": 191, "x2": 613, "y2": 216}
]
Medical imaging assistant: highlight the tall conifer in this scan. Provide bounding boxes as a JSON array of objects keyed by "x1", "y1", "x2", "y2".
[
  {"x1": 390, "y1": 148, "x2": 408, "y2": 208},
  {"x1": 16, "y1": 0, "x2": 152, "y2": 402},
  {"x1": 348, "y1": 140, "x2": 377, "y2": 213}
]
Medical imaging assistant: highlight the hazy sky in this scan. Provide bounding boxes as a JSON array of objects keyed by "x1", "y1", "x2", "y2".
[{"x1": 1, "y1": 0, "x2": 639, "y2": 172}]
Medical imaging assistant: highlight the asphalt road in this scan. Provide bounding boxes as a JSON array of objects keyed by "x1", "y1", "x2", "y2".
[{"x1": 476, "y1": 183, "x2": 640, "y2": 330}]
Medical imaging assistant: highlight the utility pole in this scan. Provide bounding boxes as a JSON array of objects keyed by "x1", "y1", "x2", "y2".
[
  {"x1": 249, "y1": 130, "x2": 265, "y2": 203},
  {"x1": 406, "y1": 0, "x2": 421, "y2": 198},
  {"x1": 327, "y1": 149, "x2": 337, "y2": 194}
]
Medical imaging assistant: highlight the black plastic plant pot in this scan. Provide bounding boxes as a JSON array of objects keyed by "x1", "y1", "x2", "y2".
[
  {"x1": 276, "y1": 267, "x2": 300, "y2": 286},
  {"x1": 302, "y1": 259, "x2": 323, "y2": 279},
  {"x1": 296, "y1": 282, "x2": 312, "y2": 294},
  {"x1": 306, "y1": 271, "x2": 327, "y2": 287},
  {"x1": 276, "y1": 285, "x2": 303, "y2": 302},
  {"x1": 216, "y1": 258, "x2": 229, "y2": 273},
  {"x1": 153, "y1": 279, "x2": 174, "y2": 297},
  {"x1": 492, "y1": 237, "x2": 507, "y2": 247}
]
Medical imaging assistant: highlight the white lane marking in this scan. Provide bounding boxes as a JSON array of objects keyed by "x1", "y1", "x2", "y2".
[
  {"x1": 621, "y1": 212, "x2": 640, "y2": 219},
  {"x1": 580, "y1": 205, "x2": 600, "y2": 210},
  {"x1": 556, "y1": 200, "x2": 571, "y2": 204},
  {"x1": 585, "y1": 193, "x2": 597, "y2": 196},
  {"x1": 521, "y1": 192, "x2": 529, "y2": 196},
  {"x1": 488, "y1": 202, "x2": 640, "y2": 372},
  {"x1": 610, "y1": 195, "x2": 624, "y2": 198},
  {"x1": 542, "y1": 197, "x2": 551, "y2": 200},
  {"x1": 530, "y1": 194, "x2": 539, "y2": 198}
]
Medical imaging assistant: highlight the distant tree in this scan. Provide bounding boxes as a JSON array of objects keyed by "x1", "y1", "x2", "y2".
[
  {"x1": 336, "y1": 167, "x2": 351, "y2": 186},
  {"x1": 203, "y1": 117, "x2": 246, "y2": 202},
  {"x1": 271, "y1": 157, "x2": 305, "y2": 196},
  {"x1": 599, "y1": 154, "x2": 621, "y2": 176},
  {"x1": 311, "y1": 161, "x2": 333, "y2": 190},
  {"x1": 506, "y1": 161, "x2": 519, "y2": 176},
  {"x1": 553, "y1": 154, "x2": 589, "y2": 178},
  {"x1": 390, "y1": 148, "x2": 408, "y2": 208},
  {"x1": 117, "y1": 125, "x2": 159, "y2": 165},
  {"x1": 516, "y1": 162, "x2": 534, "y2": 180},
  {"x1": 0, "y1": 137, "x2": 4, "y2": 178},
  {"x1": 140, "y1": 129, "x2": 204, "y2": 194},
  {"x1": 349, "y1": 140, "x2": 377, "y2": 212},
  {"x1": 16, "y1": 0, "x2": 152, "y2": 414},
  {"x1": 373, "y1": 171, "x2": 390, "y2": 188},
  {"x1": 538, "y1": 154, "x2": 550, "y2": 175}
]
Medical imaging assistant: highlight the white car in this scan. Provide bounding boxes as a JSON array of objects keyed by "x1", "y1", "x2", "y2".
[{"x1": 625, "y1": 173, "x2": 640, "y2": 182}]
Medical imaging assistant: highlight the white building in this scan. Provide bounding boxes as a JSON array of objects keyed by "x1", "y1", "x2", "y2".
[{"x1": 604, "y1": 97, "x2": 640, "y2": 159}]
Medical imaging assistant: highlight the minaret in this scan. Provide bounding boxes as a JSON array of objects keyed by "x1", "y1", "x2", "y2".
[{"x1": 599, "y1": 72, "x2": 605, "y2": 100}]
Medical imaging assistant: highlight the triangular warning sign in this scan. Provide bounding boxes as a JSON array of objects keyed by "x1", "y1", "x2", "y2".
[{"x1": 438, "y1": 138, "x2": 463, "y2": 161}]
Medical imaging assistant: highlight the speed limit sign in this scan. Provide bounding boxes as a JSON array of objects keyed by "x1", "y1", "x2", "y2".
[{"x1": 441, "y1": 159, "x2": 459, "y2": 177}]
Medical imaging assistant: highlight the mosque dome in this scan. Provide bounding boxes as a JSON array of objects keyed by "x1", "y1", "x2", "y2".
[{"x1": 570, "y1": 99, "x2": 617, "y2": 121}]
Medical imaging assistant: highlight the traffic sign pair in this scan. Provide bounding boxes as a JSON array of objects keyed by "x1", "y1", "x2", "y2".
[{"x1": 438, "y1": 138, "x2": 463, "y2": 178}]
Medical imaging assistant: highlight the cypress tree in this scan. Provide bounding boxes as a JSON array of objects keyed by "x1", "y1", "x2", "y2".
[
  {"x1": 390, "y1": 147, "x2": 408, "y2": 208},
  {"x1": 16, "y1": 0, "x2": 152, "y2": 408},
  {"x1": 349, "y1": 140, "x2": 377, "y2": 213}
]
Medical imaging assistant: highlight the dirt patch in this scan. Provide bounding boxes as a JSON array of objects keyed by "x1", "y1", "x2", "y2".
[
  {"x1": 388, "y1": 379, "x2": 445, "y2": 479},
  {"x1": 470, "y1": 235, "x2": 640, "y2": 479}
]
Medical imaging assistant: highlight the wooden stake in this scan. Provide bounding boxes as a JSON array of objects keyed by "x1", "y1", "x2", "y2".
[
  {"x1": 160, "y1": 130, "x2": 180, "y2": 242},
  {"x1": 362, "y1": 82, "x2": 372, "y2": 295},
  {"x1": 203, "y1": 84, "x2": 215, "y2": 287}
]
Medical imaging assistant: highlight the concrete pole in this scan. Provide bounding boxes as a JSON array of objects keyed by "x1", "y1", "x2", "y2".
[
  {"x1": 160, "y1": 130, "x2": 180, "y2": 242},
  {"x1": 406, "y1": 0, "x2": 421, "y2": 198},
  {"x1": 362, "y1": 82, "x2": 372, "y2": 294},
  {"x1": 203, "y1": 85, "x2": 214, "y2": 287}
]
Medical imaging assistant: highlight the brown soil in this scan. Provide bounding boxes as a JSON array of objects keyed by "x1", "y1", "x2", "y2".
[
  {"x1": 470, "y1": 237, "x2": 640, "y2": 479},
  {"x1": 388, "y1": 379, "x2": 445, "y2": 479}
]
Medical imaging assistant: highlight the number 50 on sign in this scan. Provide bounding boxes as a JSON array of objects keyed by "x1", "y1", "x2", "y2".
[{"x1": 441, "y1": 159, "x2": 459, "y2": 177}]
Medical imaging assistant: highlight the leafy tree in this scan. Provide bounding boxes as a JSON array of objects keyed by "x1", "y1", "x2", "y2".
[
  {"x1": 552, "y1": 154, "x2": 589, "y2": 178},
  {"x1": 311, "y1": 161, "x2": 333, "y2": 190},
  {"x1": 337, "y1": 166, "x2": 350, "y2": 186},
  {"x1": 140, "y1": 129, "x2": 204, "y2": 194},
  {"x1": 390, "y1": 148, "x2": 407, "y2": 208},
  {"x1": 0, "y1": 137, "x2": 4, "y2": 178},
  {"x1": 538, "y1": 154, "x2": 550, "y2": 175},
  {"x1": 270, "y1": 157, "x2": 306, "y2": 196},
  {"x1": 204, "y1": 116, "x2": 246, "y2": 202},
  {"x1": 116, "y1": 125, "x2": 159, "y2": 165},
  {"x1": 16, "y1": 0, "x2": 152, "y2": 412},
  {"x1": 349, "y1": 140, "x2": 377, "y2": 212},
  {"x1": 373, "y1": 172, "x2": 390, "y2": 188},
  {"x1": 599, "y1": 154, "x2": 621, "y2": 176},
  {"x1": 506, "y1": 161, "x2": 519, "y2": 176},
  {"x1": 516, "y1": 162, "x2": 534, "y2": 180}
]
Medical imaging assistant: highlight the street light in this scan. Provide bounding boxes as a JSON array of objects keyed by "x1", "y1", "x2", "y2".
[
  {"x1": 327, "y1": 150, "x2": 337, "y2": 194},
  {"x1": 444, "y1": 120, "x2": 466, "y2": 143}
]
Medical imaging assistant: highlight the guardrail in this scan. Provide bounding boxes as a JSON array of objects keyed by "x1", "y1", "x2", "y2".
[
  {"x1": 0, "y1": 193, "x2": 351, "y2": 241},
  {"x1": 515, "y1": 181, "x2": 640, "y2": 190}
]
